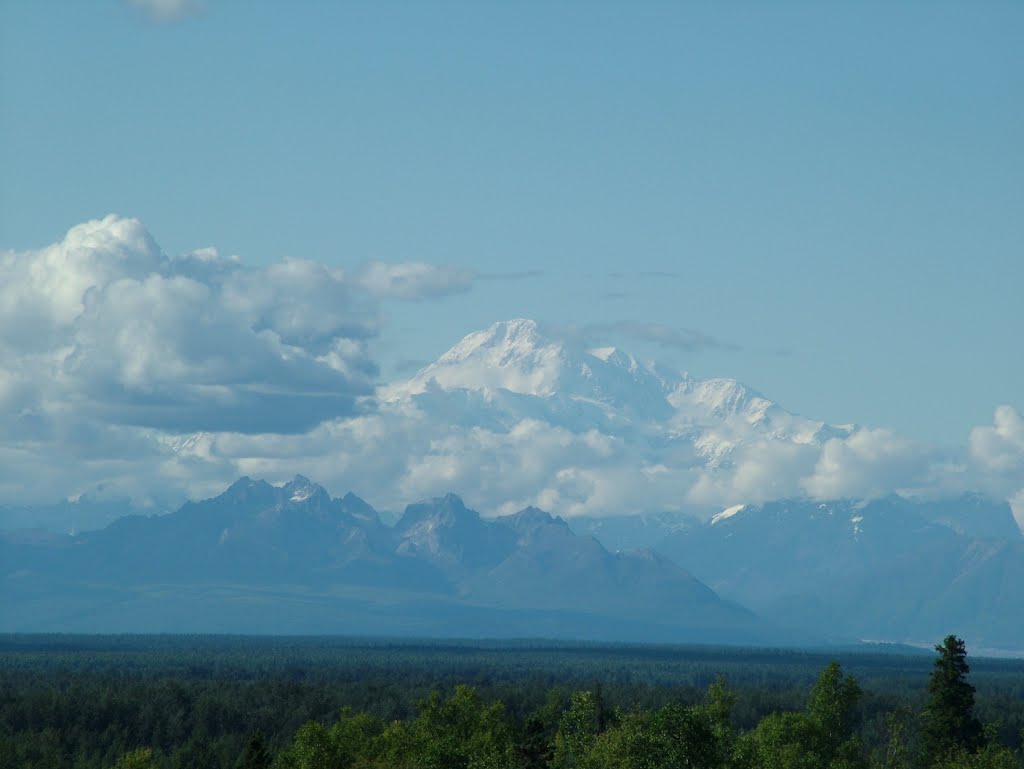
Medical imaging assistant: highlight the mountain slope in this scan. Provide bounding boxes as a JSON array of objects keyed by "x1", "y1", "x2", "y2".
[
  {"x1": 654, "y1": 495, "x2": 1024, "y2": 648},
  {"x1": 0, "y1": 477, "x2": 773, "y2": 643}
]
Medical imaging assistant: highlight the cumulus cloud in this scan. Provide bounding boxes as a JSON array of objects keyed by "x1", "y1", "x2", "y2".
[
  {"x1": 161, "y1": 407, "x2": 703, "y2": 519},
  {"x1": 969, "y1": 405, "x2": 1024, "y2": 477},
  {"x1": 158, "y1": 374, "x2": 936, "y2": 523},
  {"x1": 0, "y1": 216, "x2": 378, "y2": 438},
  {"x1": 687, "y1": 439, "x2": 818, "y2": 506},
  {"x1": 126, "y1": 0, "x2": 200, "y2": 22},
  {"x1": 152, "y1": 365, "x2": 1024, "y2": 524},
  {"x1": 801, "y1": 428, "x2": 935, "y2": 500},
  {"x1": 968, "y1": 405, "x2": 1024, "y2": 524},
  {"x1": 3, "y1": 217, "x2": 1022, "y2": 526},
  {"x1": 0, "y1": 215, "x2": 492, "y2": 506},
  {"x1": 161, "y1": 399, "x2": 950, "y2": 524}
]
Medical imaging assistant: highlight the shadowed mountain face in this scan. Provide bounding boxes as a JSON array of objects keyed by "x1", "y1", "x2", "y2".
[
  {"x1": 6, "y1": 478, "x2": 1021, "y2": 648},
  {"x1": 34, "y1": 476, "x2": 402, "y2": 587},
  {"x1": 468, "y1": 508, "x2": 725, "y2": 618},
  {"x1": 395, "y1": 493, "x2": 516, "y2": 576},
  {"x1": 0, "y1": 477, "x2": 770, "y2": 644},
  {"x1": 649, "y1": 495, "x2": 1024, "y2": 649}
]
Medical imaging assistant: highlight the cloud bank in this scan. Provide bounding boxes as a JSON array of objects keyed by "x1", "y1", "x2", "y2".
[
  {"x1": 0, "y1": 216, "x2": 472, "y2": 507},
  {"x1": 0, "y1": 216, "x2": 377, "y2": 437},
  {"x1": 1, "y1": 217, "x2": 1021, "y2": 530}
]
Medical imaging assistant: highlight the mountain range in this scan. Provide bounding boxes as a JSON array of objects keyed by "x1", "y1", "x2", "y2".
[
  {"x1": 579, "y1": 494, "x2": 1024, "y2": 649},
  {"x1": 0, "y1": 476, "x2": 767, "y2": 643},
  {"x1": 3, "y1": 318, "x2": 1022, "y2": 650},
  {"x1": 3, "y1": 474, "x2": 1022, "y2": 650}
]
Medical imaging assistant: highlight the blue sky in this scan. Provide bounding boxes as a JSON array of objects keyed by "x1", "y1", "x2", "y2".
[{"x1": 0, "y1": 1, "x2": 1022, "y2": 516}]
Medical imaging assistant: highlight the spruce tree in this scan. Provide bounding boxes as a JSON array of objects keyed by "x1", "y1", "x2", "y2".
[
  {"x1": 238, "y1": 732, "x2": 272, "y2": 769},
  {"x1": 922, "y1": 635, "x2": 983, "y2": 762}
]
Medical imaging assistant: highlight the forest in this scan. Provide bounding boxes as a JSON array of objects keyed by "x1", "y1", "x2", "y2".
[{"x1": 2, "y1": 634, "x2": 1023, "y2": 769}]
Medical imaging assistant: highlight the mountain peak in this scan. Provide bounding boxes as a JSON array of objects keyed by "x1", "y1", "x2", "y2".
[
  {"x1": 282, "y1": 475, "x2": 329, "y2": 505},
  {"x1": 396, "y1": 493, "x2": 475, "y2": 530},
  {"x1": 338, "y1": 491, "x2": 382, "y2": 524},
  {"x1": 441, "y1": 319, "x2": 547, "y2": 362},
  {"x1": 405, "y1": 319, "x2": 566, "y2": 396},
  {"x1": 394, "y1": 494, "x2": 514, "y2": 570},
  {"x1": 496, "y1": 506, "x2": 565, "y2": 532},
  {"x1": 398, "y1": 319, "x2": 678, "y2": 404},
  {"x1": 219, "y1": 476, "x2": 276, "y2": 504}
]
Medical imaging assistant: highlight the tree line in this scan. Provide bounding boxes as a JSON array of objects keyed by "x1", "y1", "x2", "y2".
[{"x1": 3, "y1": 635, "x2": 1022, "y2": 769}]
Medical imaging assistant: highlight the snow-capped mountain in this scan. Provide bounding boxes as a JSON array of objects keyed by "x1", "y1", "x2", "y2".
[
  {"x1": 95, "y1": 316, "x2": 1009, "y2": 526},
  {"x1": 368, "y1": 319, "x2": 856, "y2": 517},
  {"x1": 393, "y1": 319, "x2": 835, "y2": 437},
  {"x1": 398, "y1": 318, "x2": 677, "y2": 411}
]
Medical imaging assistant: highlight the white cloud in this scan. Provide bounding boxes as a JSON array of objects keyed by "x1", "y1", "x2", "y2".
[
  {"x1": 161, "y1": 408, "x2": 702, "y2": 519},
  {"x1": 0, "y1": 216, "x2": 377, "y2": 438},
  {"x1": 161, "y1": 405, "x2": 938, "y2": 524},
  {"x1": 3, "y1": 219, "x2": 1022, "y2": 526},
  {"x1": 687, "y1": 439, "x2": 818, "y2": 506},
  {"x1": 0, "y1": 215, "x2": 491, "y2": 507},
  {"x1": 968, "y1": 405, "x2": 1024, "y2": 525},
  {"x1": 158, "y1": 392, "x2": 1021, "y2": 527},
  {"x1": 800, "y1": 427, "x2": 935, "y2": 500},
  {"x1": 155, "y1": 334, "x2": 1024, "y2": 520},
  {"x1": 969, "y1": 405, "x2": 1024, "y2": 477}
]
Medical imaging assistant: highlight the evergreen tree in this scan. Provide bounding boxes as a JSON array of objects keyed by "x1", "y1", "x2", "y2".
[
  {"x1": 923, "y1": 635, "x2": 984, "y2": 763},
  {"x1": 238, "y1": 732, "x2": 272, "y2": 769}
]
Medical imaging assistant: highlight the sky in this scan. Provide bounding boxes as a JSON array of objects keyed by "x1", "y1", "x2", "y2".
[{"x1": 0, "y1": 1, "x2": 1021, "y2": 521}]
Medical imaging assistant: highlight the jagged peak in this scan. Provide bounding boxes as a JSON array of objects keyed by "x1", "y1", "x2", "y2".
[
  {"x1": 282, "y1": 474, "x2": 330, "y2": 504},
  {"x1": 496, "y1": 506, "x2": 566, "y2": 531},
  {"x1": 338, "y1": 491, "x2": 379, "y2": 519},
  {"x1": 436, "y1": 491, "x2": 467, "y2": 506},
  {"x1": 517, "y1": 505, "x2": 554, "y2": 519},
  {"x1": 220, "y1": 476, "x2": 275, "y2": 501},
  {"x1": 397, "y1": 493, "x2": 480, "y2": 530}
]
